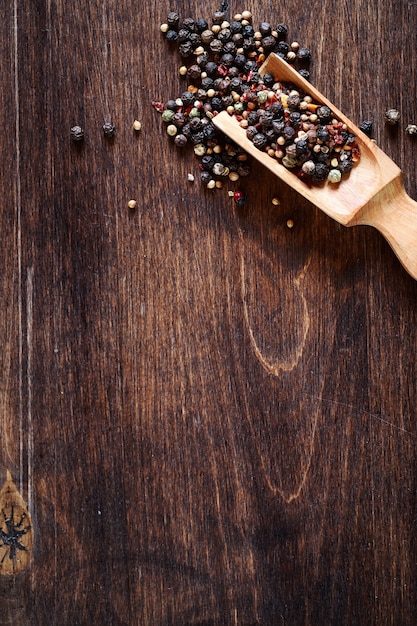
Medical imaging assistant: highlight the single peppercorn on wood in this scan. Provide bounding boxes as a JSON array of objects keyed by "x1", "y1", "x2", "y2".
[{"x1": 213, "y1": 53, "x2": 417, "y2": 281}]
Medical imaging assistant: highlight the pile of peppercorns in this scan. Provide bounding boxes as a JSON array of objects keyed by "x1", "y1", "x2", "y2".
[
  {"x1": 154, "y1": 8, "x2": 362, "y2": 190},
  {"x1": 154, "y1": 8, "x2": 317, "y2": 192}
]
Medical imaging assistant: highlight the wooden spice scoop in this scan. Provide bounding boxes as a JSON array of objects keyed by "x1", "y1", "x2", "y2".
[{"x1": 213, "y1": 53, "x2": 417, "y2": 281}]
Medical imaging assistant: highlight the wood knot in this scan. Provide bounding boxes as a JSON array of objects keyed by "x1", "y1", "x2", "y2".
[{"x1": 0, "y1": 471, "x2": 33, "y2": 576}]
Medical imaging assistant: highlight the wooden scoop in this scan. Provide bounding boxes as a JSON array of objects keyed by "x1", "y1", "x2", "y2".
[{"x1": 213, "y1": 52, "x2": 417, "y2": 281}]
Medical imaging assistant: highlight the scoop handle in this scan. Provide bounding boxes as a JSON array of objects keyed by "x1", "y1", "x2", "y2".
[{"x1": 356, "y1": 177, "x2": 417, "y2": 280}]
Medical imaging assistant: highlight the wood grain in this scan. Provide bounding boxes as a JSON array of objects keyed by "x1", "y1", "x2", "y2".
[{"x1": 1, "y1": 1, "x2": 417, "y2": 624}]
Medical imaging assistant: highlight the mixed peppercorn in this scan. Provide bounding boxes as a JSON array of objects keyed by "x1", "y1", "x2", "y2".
[
  {"x1": 233, "y1": 79, "x2": 361, "y2": 182},
  {"x1": 154, "y1": 8, "x2": 362, "y2": 193}
]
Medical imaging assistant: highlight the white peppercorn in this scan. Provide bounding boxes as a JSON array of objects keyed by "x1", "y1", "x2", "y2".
[
  {"x1": 328, "y1": 169, "x2": 342, "y2": 183},
  {"x1": 166, "y1": 124, "x2": 177, "y2": 137},
  {"x1": 385, "y1": 109, "x2": 401, "y2": 125}
]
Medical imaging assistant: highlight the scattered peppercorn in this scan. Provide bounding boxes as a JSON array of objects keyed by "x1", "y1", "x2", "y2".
[
  {"x1": 128, "y1": 200, "x2": 137, "y2": 209},
  {"x1": 405, "y1": 124, "x2": 417, "y2": 135},
  {"x1": 70, "y1": 125, "x2": 84, "y2": 142},
  {"x1": 233, "y1": 190, "x2": 246, "y2": 206},
  {"x1": 133, "y1": 120, "x2": 142, "y2": 131},
  {"x1": 103, "y1": 122, "x2": 116, "y2": 137},
  {"x1": 385, "y1": 109, "x2": 401, "y2": 125},
  {"x1": 359, "y1": 120, "x2": 373, "y2": 137}
]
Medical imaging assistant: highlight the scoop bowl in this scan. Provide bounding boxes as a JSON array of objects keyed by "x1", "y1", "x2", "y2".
[{"x1": 213, "y1": 53, "x2": 417, "y2": 281}]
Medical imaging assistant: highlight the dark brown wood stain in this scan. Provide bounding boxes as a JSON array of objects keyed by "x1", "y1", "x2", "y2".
[{"x1": 1, "y1": 1, "x2": 417, "y2": 624}]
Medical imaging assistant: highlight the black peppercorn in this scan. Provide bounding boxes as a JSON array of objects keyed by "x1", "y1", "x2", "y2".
[
  {"x1": 315, "y1": 151, "x2": 330, "y2": 164},
  {"x1": 196, "y1": 52, "x2": 209, "y2": 67},
  {"x1": 181, "y1": 123, "x2": 192, "y2": 138},
  {"x1": 317, "y1": 106, "x2": 332, "y2": 122},
  {"x1": 203, "y1": 124, "x2": 217, "y2": 141},
  {"x1": 210, "y1": 39, "x2": 223, "y2": 54},
  {"x1": 262, "y1": 73, "x2": 275, "y2": 88},
  {"x1": 221, "y1": 95, "x2": 234, "y2": 107},
  {"x1": 188, "y1": 32, "x2": 201, "y2": 46},
  {"x1": 70, "y1": 125, "x2": 84, "y2": 142},
  {"x1": 174, "y1": 134, "x2": 188, "y2": 147},
  {"x1": 317, "y1": 126, "x2": 330, "y2": 142},
  {"x1": 233, "y1": 53, "x2": 246, "y2": 69},
  {"x1": 272, "y1": 120, "x2": 285, "y2": 134},
  {"x1": 252, "y1": 133, "x2": 268, "y2": 150},
  {"x1": 103, "y1": 122, "x2": 116, "y2": 137},
  {"x1": 212, "y1": 10, "x2": 226, "y2": 24},
  {"x1": 298, "y1": 69, "x2": 310, "y2": 80},
  {"x1": 237, "y1": 164, "x2": 250, "y2": 177},
  {"x1": 190, "y1": 131, "x2": 205, "y2": 145},
  {"x1": 195, "y1": 18, "x2": 208, "y2": 32},
  {"x1": 277, "y1": 41, "x2": 289, "y2": 55},
  {"x1": 246, "y1": 126, "x2": 258, "y2": 140},
  {"x1": 210, "y1": 97, "x2": 223, "y2": 111},
  {"x1": 179, "y1": 41, "x2": 194, "y2": 57},
  {"x1": 287, "y1": 94, "x2": 301, "y2": 110},
  {"x1": 205, "y1": 62, "x2": 218, "y2": 77},
  {"x1": 229, "y1": 77, "x2": 243, "y2": 92},
  {"x1": 232, "y1": 33, "x2": 244, "y2": 47},
  {"x1": 218, "y1": 28, "x2": 232, "y2": 43},
  {"x1": 187, "y1": 64, "x2": 201, "y2": 81},
  {"x1": 172, "y1": 112, "x2": 186, "y2": 127},
  {"x1": 196, "y1": 88, "x2": 208, "y2": 101},
  {"x1": 295, "y1": 139, "x2": 309, "y2": 155},
  {"x1": 259, "y1": 22, "x2": 272, "y2": 36},
  {"x1": 260, "y1": 112, "x2": 274, "y2": 129},
  {"x1": 167, "y1": 12, "x2": 179, "y2": 28},
  {"x1": 244, "y1": 60, "x2": 258, "y2": 74},
  {"x1": 189, "y1": 117, "x2": 203, "y2": 131},
  {"x1": 338, "y1": 158, "x2": 353, "y2": 173},
  {"x1": 359, "y1": 120, "x2": 373, "y2": 137},
  {"x1": 297, "y1": 47, "x2": 311, "y2": 62},
  {"x1": 270, "y1": 101, "x2": 284, "y2": 117},
  {"x1": 200, "y1": 170, "x2": 211, "y2": 184},
  {"x1": 275, "y1": 23, "x2": 288, "y2": 40},
  {"x1": 220, "y1": 53, "x2": 235, "y2": 67},
  {"x1": 165, "y1": 99, "x2": 177, "y2": 111},
  {"x1": 177, "y1": 28, "x2": 191, "y2": 42},
  {"x1": 166, "y1": 30, "x2": 178, "y2": 43},
  {"x1": 181, "y1": 17, "x2": 196, "y2": 32},
  {"x1": 242, "y1": 25, "x2": 255, "y2": 38},
  {"x1": 261, "y1": 36, "x2": 277, "y2": 51},
  {"x1": 181, "y1": 91, "x2": 195, "y2": 107},
  {"x1": 230, "y1": 21, "x2": 242, "y2": 33},
  {"x1": 283, "y1": 126, "x2": 296, "y2": 141},
  {"x1": 201, "y1": 155, "x2": 215, "y2": 170},
  {"x1": 312, "y1": 163, "x2": 329, "y2": 182},
  {"x1": 290, "y1": 111, "x2": 301, "y2": 128},
  {"x1": 247, "y1": 111, "x2": 258, "y2": 125},
  {"x1": 242, "y1": 37, "x2": 256, "y2": 53}
]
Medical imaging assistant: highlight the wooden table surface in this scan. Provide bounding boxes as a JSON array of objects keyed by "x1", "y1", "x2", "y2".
[{"x1": 1, "y1": 1, "x2": 417, "y2": 624}]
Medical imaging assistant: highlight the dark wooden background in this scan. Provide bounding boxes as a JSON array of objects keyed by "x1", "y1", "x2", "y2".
[{"x1": 1, "y1": 1, "x2": 417, "y2": 624}]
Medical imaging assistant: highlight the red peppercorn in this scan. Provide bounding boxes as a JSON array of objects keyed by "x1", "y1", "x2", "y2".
[{"x1": 233, "y1": 191, "x2": 246, "y2": 206}]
